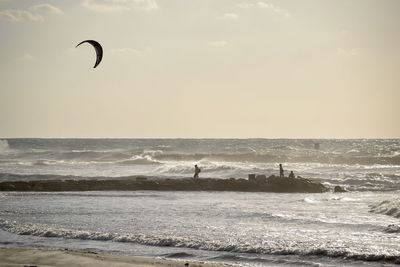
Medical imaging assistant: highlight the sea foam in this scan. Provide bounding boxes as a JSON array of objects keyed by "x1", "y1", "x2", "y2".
[{"x1": 0, "y1": 219, "x2": 399, "y2": 263}]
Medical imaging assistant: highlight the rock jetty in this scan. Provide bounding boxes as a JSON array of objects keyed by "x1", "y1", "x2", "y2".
[{"x1": 0, "y1": 175, "x2": 328, "y2": 193}]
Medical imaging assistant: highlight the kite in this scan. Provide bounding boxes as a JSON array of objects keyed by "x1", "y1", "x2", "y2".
[{"x1": 76, "y1": 40, "x2": 103, "y2": 68}]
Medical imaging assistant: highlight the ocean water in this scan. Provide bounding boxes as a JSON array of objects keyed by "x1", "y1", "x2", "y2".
[{"x1": 0, "y1": 139, "x2": 399, "y2": 266}]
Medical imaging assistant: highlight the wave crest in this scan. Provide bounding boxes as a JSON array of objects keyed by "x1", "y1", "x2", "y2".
[
  {"x1": 369, "y1": 198, "x2": 400, "y2": 218},
  {"x1": 118, "y1": 155, "x2": 162, "y2": 165},
  {"x1": 0, "y1": 219, "x2": 399, "y2": 263},
  {"x1": 384, "y1": 224, "x2": 400, "y2": 233}
]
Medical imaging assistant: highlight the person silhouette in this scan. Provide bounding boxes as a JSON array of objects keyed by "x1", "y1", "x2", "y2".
[
  {"x1": 279, "y1": 164, "x2": 284, "y2": 178},
  {"x1": 289, "y1": 171, "x2": 295, "y2": 179},
  {"x1": 194, "y1": 165, "x2": 201, "y2": 179}
]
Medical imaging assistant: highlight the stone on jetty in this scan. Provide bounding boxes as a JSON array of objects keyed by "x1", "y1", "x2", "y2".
[
  {"x1": 248, "y1": 174, "x2": 256, "y2": 181},
  {"x1": 255, "y1": 175, "x2": 267, "y2": 183}
]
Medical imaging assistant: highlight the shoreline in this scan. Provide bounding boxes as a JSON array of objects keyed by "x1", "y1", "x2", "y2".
[{"x1": 0, "y1": 247, "x2": 230, "y2": 267}]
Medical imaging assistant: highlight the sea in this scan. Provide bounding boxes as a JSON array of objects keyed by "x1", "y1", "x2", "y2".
[{"x1": 0, "y1": 138, "x2": 399, "y2": 266}]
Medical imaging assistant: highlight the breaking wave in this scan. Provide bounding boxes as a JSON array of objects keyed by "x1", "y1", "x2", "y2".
[
  {"x1": 154, "y1": 153, "x2": 400, "y2": 165},
  {"x1": 0, "y1": 219, "x2": 398, "y2": 264},
  {"x1": 2, "y1": 149, "x2": 400, "y2": 166},
  {"x1": 117, "y1": 155, "x2": 162, "y2": 165},
  {"x1": 1, "y1": 139, "x2": 400, "y2": 192},
  {"x1": 384, "y1": 224, "x2": 400, "y2": 233},
  {"x1": 369, "y1": 198, "x2": 400, "y2": 218}
]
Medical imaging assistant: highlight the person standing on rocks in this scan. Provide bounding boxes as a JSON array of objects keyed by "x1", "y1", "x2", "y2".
[
  {"x1": 194, "y1": 164, "x2": 201, "y2": 179},
  {"x1": 279, "y1": 164, "x2": 284, "y2": 178}
]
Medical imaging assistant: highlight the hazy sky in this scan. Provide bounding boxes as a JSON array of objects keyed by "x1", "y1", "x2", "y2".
[{"x1": 1, "y1": 0, "x2": 399, "y2": 138}]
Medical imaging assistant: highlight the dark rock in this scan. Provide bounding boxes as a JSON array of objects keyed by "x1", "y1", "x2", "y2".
[
  {"x1": 0, "y1": 176, "x2": 328, "y2": 193},
  {"x1": 266, "y1": 176, "x2": 329, "y2": 193},
  {"x1": 334, "y1": 185, "x2": 347, "y2": 193},
  {"x1": 255, "y1": 175, "x2": 267, "y2": 183},
  {"x1": 248, "y1": 174, "x2": 256, "y2": 181}
]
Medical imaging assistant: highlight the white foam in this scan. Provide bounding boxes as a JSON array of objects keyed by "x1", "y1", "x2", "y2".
[
  {"x1": 119, "y1": 155, "x2": 162, "y2": 165},
  {"x1": 0, "y1": 218, "x2": 398, "y2": 263},
  {"x1": 142, "y1": 150, "x2": 164, "y2": 157},
  {"x1": 0, "y1": 140, "x2": 9, "y2": 153},
  {"x1": 303, "y1": 197, "x2": 319, "y2": 204}
]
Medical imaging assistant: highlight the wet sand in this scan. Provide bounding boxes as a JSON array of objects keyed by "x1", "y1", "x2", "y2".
[{"x1": 0, "y1": 248, "x2": 229, "y2": 267}]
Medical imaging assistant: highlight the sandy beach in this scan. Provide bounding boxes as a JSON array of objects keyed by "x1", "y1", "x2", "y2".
[{"x1": 0, "y1": 248, "x2": 229, "y2": 267}]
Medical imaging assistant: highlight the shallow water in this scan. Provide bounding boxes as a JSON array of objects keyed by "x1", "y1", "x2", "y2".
[{"x1": 1, "y1": 190, "x2": 399, "y2": 266}]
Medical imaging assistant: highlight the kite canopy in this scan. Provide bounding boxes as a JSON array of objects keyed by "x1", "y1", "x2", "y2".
[{"x1": 76, "y1": 40, "x2": 103, "y2": 68}]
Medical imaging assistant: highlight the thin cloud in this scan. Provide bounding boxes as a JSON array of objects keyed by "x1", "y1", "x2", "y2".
[
  {"x1": 218, "y1": 13, "x2": 238, "y2": 20},
  {"x1": 0, "y1": 3, "x2": 63, "y2": 22},
  {"x1": 31, "y1": 4, "x2": 63, "y2": 15},
  {"x1": 17, "y1": 53, "x2": 35, "y2": 61},
  {"x1": 208, "y1": 41, "x2": 228, "y2": 47},
  {"x1": 257, "y1": 2, "x2": 291, "y2": 18},
  {"x1": 336, "y1": 48, "x2": 361, "y2": 57},
  {"x1": 82, "y1": 0, "x2": 158, "y2": 13},
  {"x1": 0, "y1": 10, "x2": 43, "y2": 22},
  {"x1": 236, "y1": 2, "x2": 253, "y2": 9},
  {"x1": 236, "y1": 1, "x2": 291, "y2": 18}
]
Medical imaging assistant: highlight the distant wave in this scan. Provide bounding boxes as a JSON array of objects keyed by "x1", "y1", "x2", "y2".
[
  {"x1": 153, "y1": 153, "x2": 400, "y2": 165},
  {"x1": 117, "y1": 155, "x2": 162, "y2": 165},
  {"x1": 369, "y1": 198, "x2": 400, "y2": 218},
  {"x1": 154, "y1": 161, "x2": 273, "y2": 176},
  {"x1": 0, "y1": 219, "x2": 398, "y2": 264},
  {"x1": 314, "y1": 175, "x2": 400, "y2": 192},
  {"x1": 2, "y1": 147, "x2": 400, "y2": 166},
  {"x1": 0, "y1": 154, "x2": 162, "y2": 167},
  {"x1": 39, "y1": 150, "x2": 131, "y2": 161},
  {"x1": 0, "y1": 140, "x2": 10, "y2": 153}
]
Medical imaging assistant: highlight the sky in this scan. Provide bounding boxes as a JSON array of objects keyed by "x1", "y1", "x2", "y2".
[{"x1": 0, "y1": 0, "x2": 399, "y2": 138}]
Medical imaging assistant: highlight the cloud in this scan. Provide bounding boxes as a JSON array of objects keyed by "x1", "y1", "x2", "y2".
[
  {"x1": 208, "y1": 41, "x2": 228, "y2": 47},
  {"x1": 31, "y1": 4, "x2": 63, "y2": 15},
  {"x1": 111, "y1": 47, "x2": 152, "y2": 56},
  {"x1": 236, "y1": 1, "x2": 291, "y2": 18},
  {"x1": 236, "y1": 2, "x2": 253, "y2": 9},
  {"x1": 218, "y1": 13, "x2": 238, "y2": 20},
  {"x1": 0, "y1": 3, "x2": 63, "y2": 22},
  {"x1": 257, "y1": 2, "x2": 291, "y2": 18},
  {"x1": 336, "y1": 48, "x2": 361, "y2": 57},
  {"x1": 82, "y1": 0, "x2": 158, "y2": 12},
  {"x1": 0, "y1": 10, "x2": 43, "y2": 22},
  {"x1": 17, "y1": 53, "x2": 35, "y2": 61}
]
